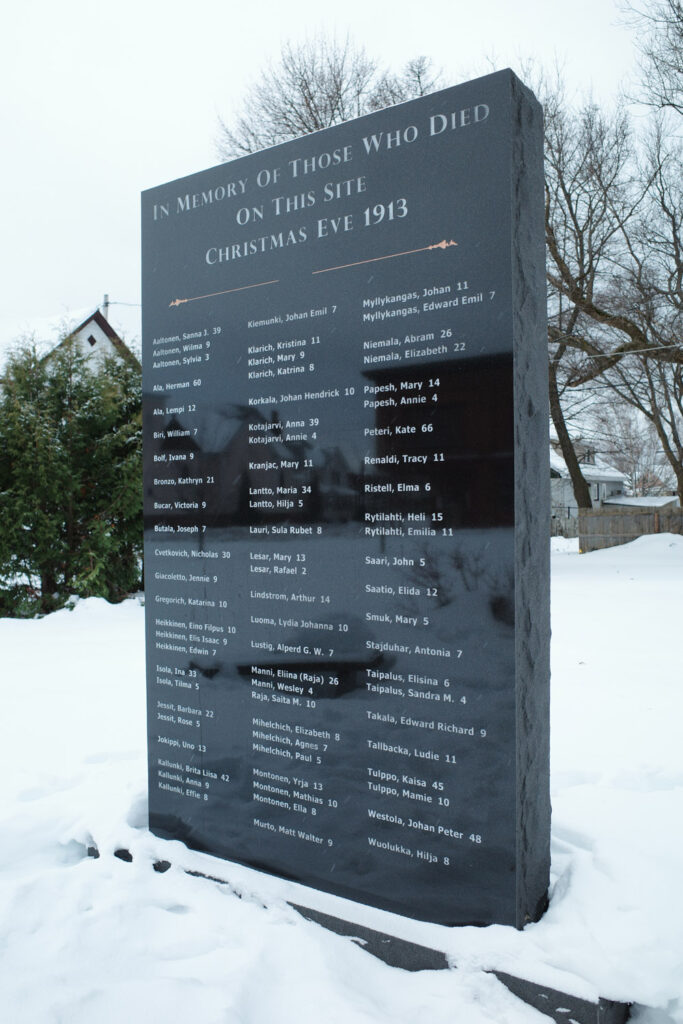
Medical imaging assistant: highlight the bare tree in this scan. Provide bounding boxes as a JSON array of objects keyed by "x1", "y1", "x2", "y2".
[
  {"x1": 370, "y1": 56, "x2": 441, "y2": 111},
  {"x1": 624, "y1": 0, "x2": 683, "y2": 115},
  {"x1": 216, "y1": 37, "x2": 440, "y2": 159},
  {"x1": 587, "y1": 393, "x2": 675, "y2": 494},
  {"x1": 542, "y1": 84, "x2": 645, "y2": 507},
  {"x1": 594, "y1": 354, "x2": 683, "y2": 497},
  {"x1": 542, "y1": 71, "x2": 683, "y2": 506}
]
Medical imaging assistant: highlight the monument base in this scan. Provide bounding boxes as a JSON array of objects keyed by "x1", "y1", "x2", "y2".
[
  {"x1": 91, "y1": 846, "x2": 630, "y2": 1024},
  {"x1": 290, "y1": 904, "x2": 630, "y2": 1024}
]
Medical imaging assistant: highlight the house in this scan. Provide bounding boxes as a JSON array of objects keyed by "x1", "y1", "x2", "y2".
[
  {"x1": 550, "y1": 448, "x2": 627, "y2": 519},
  {"x1": 46, "y1": 309, "x2": 140, "y2": 371},
  {"x1": 1, "y1": 303, "x2": 141, "y2": 388}
]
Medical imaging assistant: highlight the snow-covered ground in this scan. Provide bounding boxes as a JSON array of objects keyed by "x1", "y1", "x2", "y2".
[{"x1": 1, "y1": 535, "x2": 681, "y2": 1024}]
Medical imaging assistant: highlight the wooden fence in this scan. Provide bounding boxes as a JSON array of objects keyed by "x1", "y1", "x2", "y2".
[
  {"x1": 578, "y1": 506, "x2": 683, "y2": 553},
  {"x1": 550, "y1": 515, "x2": 579, "y2": 539}
]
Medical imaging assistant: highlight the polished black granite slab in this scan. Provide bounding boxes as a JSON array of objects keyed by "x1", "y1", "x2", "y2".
[{"x1": 142, "y1": 69, "x2": 549, "y2": 928}]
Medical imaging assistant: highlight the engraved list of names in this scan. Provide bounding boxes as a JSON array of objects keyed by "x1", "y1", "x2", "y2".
[{"x1": 141, "y1": 70, "x2": 550, "y2": 928}]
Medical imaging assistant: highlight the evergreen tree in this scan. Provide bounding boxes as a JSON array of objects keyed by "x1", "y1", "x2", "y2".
[{"x1": 0, "y1": 341, "x2": 142, "y2": 616}]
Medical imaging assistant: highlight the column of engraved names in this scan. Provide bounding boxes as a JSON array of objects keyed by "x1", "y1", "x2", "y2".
[
  {"x1": 361, "y1": 544, "x2": 489, "y2": 863},
  {"x1": 357, "y1": 273, "x2": 500, "y2": 866},
  {"x1": 148, "y1": 319, "x2": 234, "y2": 810},
  {"x1": 245, "y1": 304, "x2": 353, "y2": 848}
]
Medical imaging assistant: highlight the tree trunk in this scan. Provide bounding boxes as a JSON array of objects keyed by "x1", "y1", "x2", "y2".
[
  {"x1": 548, "y1": 361, "x2": 593, "y2": 510},
  {"x1": 40, "y1": 571, "x2": 59, "y2": 614}
]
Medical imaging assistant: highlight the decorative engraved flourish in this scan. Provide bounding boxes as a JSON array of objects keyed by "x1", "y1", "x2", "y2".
[
  {"x1": 169, "y1": 279, "x2": 280, "y2": 308},
  {"x1": 312, "y1": 239, "x2": 457, "y2": 276},
  {"x1": 427, "y1": 239, "x2": 458, "y2": 251}
]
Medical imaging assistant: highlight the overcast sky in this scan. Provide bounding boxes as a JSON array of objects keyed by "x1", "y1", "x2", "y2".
[{"x1": 0, "y1": 0, "x2": 637, "y2": 362}]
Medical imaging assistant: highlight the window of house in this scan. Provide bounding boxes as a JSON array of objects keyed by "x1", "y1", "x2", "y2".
[{"x1": 87, "y1": 334, "x2": 97, "y2": 347}]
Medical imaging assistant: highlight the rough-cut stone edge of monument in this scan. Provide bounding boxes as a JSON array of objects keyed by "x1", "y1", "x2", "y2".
[{"x1": 509, "y1": 70, "x2": 551, "y2": 927}]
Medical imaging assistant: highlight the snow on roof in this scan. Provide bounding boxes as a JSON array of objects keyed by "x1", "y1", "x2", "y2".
[
  {"x1": 549, "y1": 449, "x2": 627, "y2": 483},
  {"x1": 549, "y1": 449, "x2": 568, "y2": 476},
  {"x1": 603, "y1": 495, "x2": 679, "y2": 509}
]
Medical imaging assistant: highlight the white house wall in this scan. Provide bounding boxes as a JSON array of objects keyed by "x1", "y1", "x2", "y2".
[
  {"x1": 552, "y1": 476, "x2": 626, "y2": 519},
  {"x1": 71, "y1": 321, "x2": 120, "y2": 368}
]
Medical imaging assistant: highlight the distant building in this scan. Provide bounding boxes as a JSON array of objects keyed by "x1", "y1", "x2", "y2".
[
  {"x1": 46, "y1": 310, "x2": 140, "y2": 370},
  {"x1": 550, "y1": 448, "x2": 627, "y2": 519}
]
